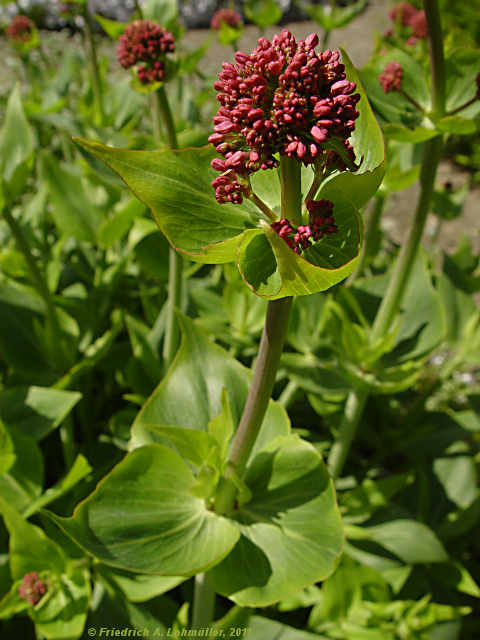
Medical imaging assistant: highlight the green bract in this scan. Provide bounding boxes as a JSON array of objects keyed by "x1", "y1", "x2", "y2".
[{"x1": 73, "y1": 50, "x2": 384, "y2": 299}]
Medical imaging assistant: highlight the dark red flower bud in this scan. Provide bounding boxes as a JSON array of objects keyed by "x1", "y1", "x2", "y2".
[
  {"x1": 271, "y1": 200, "x2": 337, "y2": 253},
  {"x1": 210, "y1": 9, "x2": 242, "y2": 30},
  {"x1": 379, "y1": 61, "x2": 403, "y2": 93},
  {"x1": 6, "y1": 15, "x2": 34, "y2": 43},
  {"x1": 389, "y1": 3, "x2": 418, "y2": 26},
  {"x1": 18, "y1": 572, "x2": 47, "y2": 606},
  {"x1": 117, "y1": 20, "x2": 175, "y2": 86}
]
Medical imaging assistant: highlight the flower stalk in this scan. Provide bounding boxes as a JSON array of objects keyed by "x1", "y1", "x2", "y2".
[
  {"x1": 82, "y1": 2, "x2": 104, "y2": 123},
  {"x1": 327, "y1": 0, "x2": 446, "y2": 478},
  {"x1": 151, "y1": 86, "x2": 183, "y2": 367}
]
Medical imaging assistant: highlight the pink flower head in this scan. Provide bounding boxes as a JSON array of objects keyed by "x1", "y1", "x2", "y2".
[
  {"x1": 271, "y1": 199, "x2": 337, "y2": 254},
  {"x1": 379, "y1": 61, "x2": 403, "y2": 93},
  {"x1": 410, "y1": 10, "x2": 427, "y2": 38},
  {"x1": 18, "y1": 572, "x2": 47, "y2": 606},
  {"x1": 117, "y1": 20, "x2": 175, "y2": 85},
  {"x1": 389, "y1": 2, "x2": 418, "y2": 26},
  {"x1": 211, "y1": 8, "x2": 242, "y2": 30},
  {"x1": 209, "y1": 30, "x2": 360, "y2": 204},
  {"x1": 6, "y1": 15, "x2": 34, "y2": 43}
]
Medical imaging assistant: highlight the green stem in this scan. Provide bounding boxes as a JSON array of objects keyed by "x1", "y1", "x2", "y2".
[
  {"x1": 192, "y1": 573, "x2": 215, "y2": 628},
  {"x1": 327, "y1": 0, "x2": 446, "y2": 478},
  {"x1": 2, "y1": 208, "x2": 62, "y2": 368},
  {"x1": 134, "y1": 0, "x2": 144, "y2": 18},
  {"x1": 215, "y1": 296, "x2": 293, "y2": 513},
  {"x1": 151, "y1": 86, "x2": 183, "y2": 368},
  {"x1": 280, "y1": 155, "x2": 302, "y2": 225},
  {"x1": 83, "y1": 2, "x2": 104, "y2": 123}
]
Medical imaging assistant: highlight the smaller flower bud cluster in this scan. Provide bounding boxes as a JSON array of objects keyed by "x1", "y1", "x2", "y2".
[
  {"x1": 271, "y1": 199, "x2": 337, "y2": 254},
  {"x1": 18, "y1": 572, "x2": 47, "y2": 606},
  {"x1": 379, "y1": 61, "x2": 403, "y2": 93},
  {"x1": 117, "y1": 20, "x2": 175, "y2": 85},
  {"x1": 386, "y1": 2, "x2": 427, "y2": 45},
  {"x1": 211, "y1": 9, "x2": 242, "y2": 30},
  {"x1": 6, "y1": 15, "x2": 34, "y2": 43}
]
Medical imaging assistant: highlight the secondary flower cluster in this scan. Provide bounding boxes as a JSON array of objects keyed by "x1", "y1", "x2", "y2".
[
  {"x1": 379, "y1": 61, "x2": 403, "y2": 93},
  {"x1": 18, "y1": 572, "x2": 47, "y2": 606},
  {"x1": 209, "y1": 30, "x2": 360, "y2": 204},
  {"x1": 6, "y1": 15, "x2": 34, "y2": 43},
  {"x1": 271, "y1": 199, "x2": 337, "y2": 254},
  {"x1": 386, "y1": 2, "x2": 427, "y2": 45},
  {"x1": 210, "y1": 8, "x2": 242, "y2": 30},
  {"x1": 117, "y1": 20, "x2": 175, "y2": 85}
]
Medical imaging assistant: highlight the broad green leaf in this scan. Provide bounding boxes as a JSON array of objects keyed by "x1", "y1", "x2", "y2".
[
  {"x1": 0, "y1": 85, "x2": 35, "y2": 202},
  {"x1": 436, "y1": 115, "x2": 479, "y2": 135},
  {"x1": 208, "y1": 387, "x2": 234, "y2": 459},
  {"x1": 47, "y1": 444, "x2": 240, "y2": 576},
  {"x1": 217, "y1": 22, "x2": 243, "y2": 47},
  {"x1": 341, "y1": 474, "x2": 414, "y2": 523},
  {"x1": 0, "y1": 496, "x2": 66, "y2": 579},
  {"x1": 137, "y1": 426, "x2": 219, "y2": 469},
  {"x1": 143, "y1": 0, "x2": 178, "y2": 24},
  {"x1": 74, "y1": 140, "x2": 256, "y2": 263},
  {"x1": 433, "y1": 447, "x2": 479, "y2": 510},
  {"x1": 0, "y1": 429, "x2": 43, "y2": 513},
  {"x1": 382, "y1": 123, "x2": 438, "y2": 142},
  {"x1": 98, "y1": 565, "x2": 184, "y2": 602},
  {"x1": 210, "y1": 435, "x2": 343, "y2": 606},
  {"x1": 0, "y1": 386, "x2": 81, "y2": 441},
  {"x1": 444, "y1": 49, "x2": 480, "y2": 114},
  {"x1": 430, "y1": 562, "x2": 480, "y2": 599},
  {"x1": 130, "y1": 314, "x2": 290, "y2": 461},
  {"x1": 0, "y1": 579, "x2": 30, "y2": 619},
  {"x1": 41, "y1": 154, "x2": 104, "y2": 243},
  {"x1": 98, "y1": 198, "x2": 145, "y2": 248},
  {"x1": 364, "y1": 519, "x2": 448, "y2": 564},
  {"x1": 244, "y1": 0, "x2": 282, "y2": 28}
]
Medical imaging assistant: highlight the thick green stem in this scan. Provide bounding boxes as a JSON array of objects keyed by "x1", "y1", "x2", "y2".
[
  {"x1": 280, "y1": 156, "x2": 302, "y2": 225},
  {"x1": 327, "y1": 0, "x2": 446, "y2": 478},
  {"x1": 151, "y1": 86, "x2": 183, "y2": 367},
  {"x1": 83, "y1": 3, "x2": 104, "y2": 123},
  {"x1": 192, "y1": 573, "x2": 215, "y2": 628}
]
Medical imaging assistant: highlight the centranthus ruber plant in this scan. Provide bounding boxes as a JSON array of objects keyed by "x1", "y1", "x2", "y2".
[{"x1": 46, "y1": 27, "x2": 384, "y2": 623}]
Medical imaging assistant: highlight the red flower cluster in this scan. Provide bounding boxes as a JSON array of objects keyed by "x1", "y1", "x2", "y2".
[
  {"x1": 6, "y1": 15, "x2": 34, "y2": 43},
  {"x1": 18, "y1": 572, "x2": 47, "y2": 606},
  {"x1": 209, "y1": 30, "x2": 360, "y2": 204},
  {"x1": 379, "y1": 61, "x2": 403, "y2": 93},
  {"x1": 117, "y1": 20, "x2": 175, "y2": 85},
  {"x1": 211, "y1": 8, "x2": 242, "y2": 30},
  {"x1": 388, "y1": 2, "x2": 427, "y2": 44},
  {"x1": 271, "y1": 199, "x2": 337, "y2": 254}
]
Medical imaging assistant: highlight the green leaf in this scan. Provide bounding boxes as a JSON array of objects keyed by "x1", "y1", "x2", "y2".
[
  {"x1": 210, "y1": 435, "x2": 343, "y2": 606},
  {"x1": 247, "y1": 615, "x2": 324, "y2": 639},
  {"x1": 98, "y1": 565, "x2": 184, "y2": 602},
  {"x1": 94, "y1": 14, "x2": 127, "y2": 39},
  {"x1": 31, "y1": 566, "x2": 90, "y2": 640},
  {"x1": 0, "y1": 386, "x2": 81, "y2": 441},
  {"x1": 46, "y1": 444, "x2": 240, "y2": 576},
  {"x1": 239, "y1": 201, "x2": 361, "y2": 298},
  {"x1": 0, "y1": 418, "x2": 15, "y2": 475},
  {"x1": 73, "y1": 141, "x2": 256, "y2": 263},
  {"x1": 41, "y1": 154, "x2": 104, "y2": 243},
  {"x1": 0, "y1": 497, "x2": 66, "y2": 579},
  {"x1": 0, "y1": 429, "x2": 43, "y2": 513},
  {"x1": 130, "y1": 314, "x2": 290, "y2": 461},
  {"x1": 98, "y1": 198, "x2": 145, "y2": 248},
  {"x1": 244, "y1": 0, "x2": 282, "y2": 29},
  {"x1": 363, "y1": 519, "x2": 448, "y2": 564},
  {"x1": 22, "y1": 455, "x2": 92, "y2": 519},
  {"x1": 316, "y1": 50, "x2": 385, "y2": 213},
  {"x1": 433, "y1": 446, "x2": 479, "y2": 510},
  {"x1": 0, "y1": 85, "x2": 35, "y2": 202},
  {"x1": 208, "y1": 387, "x2": 234, "y2": 460}
]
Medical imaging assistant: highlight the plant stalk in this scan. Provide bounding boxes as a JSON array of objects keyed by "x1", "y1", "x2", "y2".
[
  {"x1": 192, "y1": 573, "x2": 215, "y2": 628},
  {"x1": 327, "y1": 0, "x2": 446, "y2": 477},
  {"x1": 83, "y1": 2, "x2": 104, "y2": 123},
  {"x1": 152, "y1": 86, "x2": 183, "y2": 367}
]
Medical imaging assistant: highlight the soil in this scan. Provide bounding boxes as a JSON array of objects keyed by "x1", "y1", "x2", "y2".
[{"x1": 1, "y1": 0, "x2": 478, "y2": 254}]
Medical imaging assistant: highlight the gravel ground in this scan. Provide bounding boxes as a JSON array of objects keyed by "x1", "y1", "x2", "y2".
[{"x1": 1, "y1": 0, "x2": 478, "y2": 253}]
